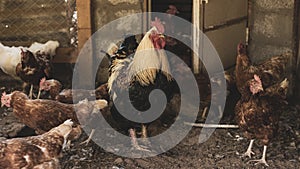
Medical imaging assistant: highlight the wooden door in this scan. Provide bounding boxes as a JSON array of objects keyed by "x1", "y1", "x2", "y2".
[{"x1": 193, "y1": 0, "x2": 248, "y2": 73}]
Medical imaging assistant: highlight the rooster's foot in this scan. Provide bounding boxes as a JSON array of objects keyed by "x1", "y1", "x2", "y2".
[
  {"x1": 132, "y1": 144, "x2": 151, "y2": 152},
  {"x1": 248, "y1": 159, "x2": 269, "y2": 167},
  {"x1": 141, "y1": 138, "x2": 151, "y2": 148},
  {"x1": 140, "y1": 125, "x2": 151, "y2": 147},
  {"x1": 129, "y1": 128, "x2": 151, "y2": 152}
]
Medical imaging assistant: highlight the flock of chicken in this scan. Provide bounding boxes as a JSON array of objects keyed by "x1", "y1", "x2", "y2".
[
  {"x1": 0, "y1": 17, "x2": 176, "y2": 168},
  {"x1": 0, "y1": 7, "x2": 293, "y2": 169},
  {"x1": 0, "y1": 40, "x2": 109, "y2": 168}
]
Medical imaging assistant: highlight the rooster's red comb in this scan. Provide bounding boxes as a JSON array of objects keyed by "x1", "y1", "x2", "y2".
[
  {"x1": 151, "y1": 17, "x2": 165, "y2": 34},
  {"x1": 39, "y1": 77, "x2": 46, "y2": 86},
  {"x1": 40, "y1": 77, "x2": 46, "y2": 83}
]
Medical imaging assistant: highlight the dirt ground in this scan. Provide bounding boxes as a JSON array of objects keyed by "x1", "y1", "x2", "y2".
[{"x1": 0, "y1": 70, "x2": 299, "y2": 169}]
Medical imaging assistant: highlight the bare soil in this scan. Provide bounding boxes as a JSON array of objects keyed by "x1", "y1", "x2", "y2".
[{"x1": 0, "y1": 70, "x2": 299, "y2": 169}]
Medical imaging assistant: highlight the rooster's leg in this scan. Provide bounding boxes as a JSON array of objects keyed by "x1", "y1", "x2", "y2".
[
  {"x1": 243, "y1": 139, "x2": 255, "y2": 158},
  {"x1": 248, "y1": 145, "x2": 269, "y2": 167},
  {"x1": 129, "y1": 128, "x2": 150, "y2": 152},
  {"x1": 29, "y1": 84, "x2": 33, "y2": 99},
  {"x1": 141, "y1": 124, "x2": 151, "y2": 147},
  {"x1": 37, "y1": 89, "x2": 41, "y2": 99},
  {"x1": 80, "y1": 129, "x2": 95, "y2": 146}
]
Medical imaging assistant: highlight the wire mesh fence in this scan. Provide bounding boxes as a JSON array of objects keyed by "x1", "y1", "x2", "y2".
[{"x1": 0, "y1": 0, "x2": 77, "y2": 47}]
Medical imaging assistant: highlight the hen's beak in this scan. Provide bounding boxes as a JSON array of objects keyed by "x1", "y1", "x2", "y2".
[{"x1": 95, "y1": 99, "x2": 108, "y2": 109}]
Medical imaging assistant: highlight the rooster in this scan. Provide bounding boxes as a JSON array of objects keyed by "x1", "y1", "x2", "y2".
[
  {"x1": 235, "y1": 75, "x2": 289, "y2": 166},
  {"x1": 1, "y1": 91, "x2": 108, "y2": 145},
  {"x1": 107, "y1": 18, "x2": 177, "y2": 151},
  {"x1": 0, "y1": 119, "x2": 73, "y2": 169},
  {"x1": 235, "y1": 43, "x2": 290, "y2": 97},
  {"x1": 39, "y1": 77, "x2": 109, "y2": 103}
]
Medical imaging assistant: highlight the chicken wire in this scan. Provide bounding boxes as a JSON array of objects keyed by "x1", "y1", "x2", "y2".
[{"x1": 0, "y1": 0, "x2": 77, "y2": 47}]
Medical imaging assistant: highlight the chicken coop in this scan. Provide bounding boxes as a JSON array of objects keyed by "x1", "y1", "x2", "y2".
[{"x1": 0, "y1": 0, "x2": 299, "y2": 168}]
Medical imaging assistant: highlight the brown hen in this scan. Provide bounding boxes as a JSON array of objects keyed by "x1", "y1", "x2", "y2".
[
  {"x1": 1, "y1": 91, "x2": 108, "y2": 145},
  {"x1": 0, "y1": 119, "x2": 73, "y2": 169},
  {"x1": 235, "y1": 75, "x2": 289, "y2": 166}
]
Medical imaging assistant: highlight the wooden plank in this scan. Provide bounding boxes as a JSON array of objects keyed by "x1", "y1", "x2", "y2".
[
  {"x1": 76, "y1": 0, "x2": 93, "y2": 87},
  {"x1": 205, "y1": 22, "x2": 247, "y2": 69},
  {"x1": 148, "y1": 0, "x2": 152, "y2": 24},
  {"x1": 77, "y1": 0, "x2": 92, "y2": 50},
  {"x1": 77, "y1": 28, "x2": 92, "y2": 50},
  {"x1": 204, "y1": 0, "x2": 248, "y2": 27},
  {"x1": 142, "y1": 0, "x2": 149, "y2": 32},
  {"x1": 296, "y1": 0, "x2": 300, "y2": 76},
  {"x1": 192, "y1": 0, "x2": 201, "y2": 74},
  {"x1": 204, "y1": 16, "x2": 247, "y2": 32},
  {"x1": 76, "y1": 0, "x2": 92, "y2": 30}
]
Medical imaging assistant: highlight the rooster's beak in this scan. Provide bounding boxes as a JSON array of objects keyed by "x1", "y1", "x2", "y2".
[{"x1": 259, "y1": 86, "x2": 264, "y2": 92}]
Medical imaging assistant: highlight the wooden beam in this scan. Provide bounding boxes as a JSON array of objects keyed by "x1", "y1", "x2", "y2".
[
  {"x1": 142, "y1": 0, "x2": 150, "y2": 32},
  {"x1": 77, "y1": 0, "x2": 92, "y2": 50},
  {"x1": 192, "y1": 0, "x2": 201, "y2": 74},
  {"x1": 76, "y1": 0, "x2": 93, "y2": 88}
]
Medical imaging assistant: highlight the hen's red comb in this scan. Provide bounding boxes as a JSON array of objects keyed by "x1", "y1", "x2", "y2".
[
  {"x1": 237, "y1": 42, "x2": 246, "y2": 55},
  {"x1": 1, "y1": 92, "x2": 6, "y2": 104},
  {"x1": 254, "y1": 74, "x2": 261, "y2": 84}
]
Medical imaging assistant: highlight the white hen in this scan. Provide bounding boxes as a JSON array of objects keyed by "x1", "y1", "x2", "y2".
[{"x1": 0, "y1": 40, "x2": 59, "y2": 79}]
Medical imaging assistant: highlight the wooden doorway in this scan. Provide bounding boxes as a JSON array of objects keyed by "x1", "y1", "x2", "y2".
[
  {"x1": 149, "y1": 0, "x2": 193, "y2": 67},
  {"x1": 194, "y1": 0, "x2": 248, "y2": 73},
  {"x1": 146, "y1": 0, "x2": 248, "y2": 74}
]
